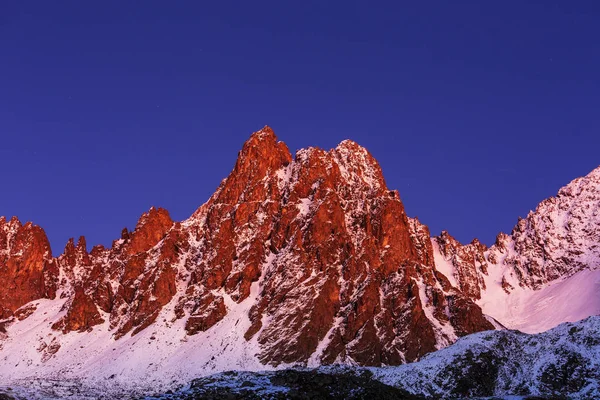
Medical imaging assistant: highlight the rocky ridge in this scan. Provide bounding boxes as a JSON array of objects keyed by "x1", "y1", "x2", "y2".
[
  {"x1": 0, "y1": 127, "x2": 493, "y2": 370},
  {"x1": 0, "y1": 126, "x2": 598, "y2": 387}
]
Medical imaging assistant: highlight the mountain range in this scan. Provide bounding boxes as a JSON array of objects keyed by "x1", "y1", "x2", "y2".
[{"x1": 1, "y1": 126, "x2": 599, "y2": 398}]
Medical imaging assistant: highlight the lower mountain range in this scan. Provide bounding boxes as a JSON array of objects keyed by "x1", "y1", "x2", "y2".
[{"x1": 0, "y1": 126, "x2": 599, "y2": 398}]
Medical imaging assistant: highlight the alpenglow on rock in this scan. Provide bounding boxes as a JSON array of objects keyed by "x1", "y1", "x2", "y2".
[{"x1": 0, "y1": 127, "x2": 492, "y2": 373}]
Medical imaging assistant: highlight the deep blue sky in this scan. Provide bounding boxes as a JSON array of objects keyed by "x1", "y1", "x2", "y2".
[{"x1": 1, "y1": 1, "x2": 599, "y2": 254}]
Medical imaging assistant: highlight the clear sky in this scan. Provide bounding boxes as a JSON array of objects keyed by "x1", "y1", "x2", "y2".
[{"x1": 1, "y1": 1, "x2": 599, "y2": 254}]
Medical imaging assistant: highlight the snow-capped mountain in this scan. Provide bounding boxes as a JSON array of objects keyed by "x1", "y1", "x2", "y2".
[{"x1": 0, "y1": 126, "x2": 599, "y2": 396}]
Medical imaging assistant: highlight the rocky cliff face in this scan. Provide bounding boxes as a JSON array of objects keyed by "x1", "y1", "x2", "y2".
[{"x1": 0, "y1": 127, "x2": 494, "y2": 369}]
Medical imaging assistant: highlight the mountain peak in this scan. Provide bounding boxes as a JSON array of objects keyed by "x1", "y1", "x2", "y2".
[
  {"x1": 8, "y1": 216, "x2": 21, "y2": 227},
  {"x1": 238, "y1": 126, "x2": 291, "y2": 164},
  {"x1": 76, "y1": 236, "x2": 87, "y2": 252},
  {"x1": 336, "y1": 138, "x2": 363, "y2": 151},
  {"x1": 212, "y1": 127, "x2": 293, "y2": 205},
  {"x1": 64, "y1": 237, "x2": 76, "y2": 253},
  {"x1": 244, "y1": 125, "x2": 278, "y2": 146},
  {"x1": 126, "y1": 207, "x2": 173, "y2": 255},
  {"x1": 330, "y1": 139, "x2": 387, "y2": 194}
]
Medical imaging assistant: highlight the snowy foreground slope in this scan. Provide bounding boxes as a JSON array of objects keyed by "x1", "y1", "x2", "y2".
[
  {"x1": 2, "y1": 317, "x2": 599, "y2": 399},
  {"x1": 478, "y1": 267, "x2": 600, "y2": 333},
  {"x1": 0, "y1": 283, "x2": 268, "y2": 397},
  {"x1": 142, "y1": 317, "x2": 600, "y2": 399}
]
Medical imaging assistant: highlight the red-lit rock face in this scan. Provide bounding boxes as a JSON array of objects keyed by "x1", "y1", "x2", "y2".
[
  {"x1": 0, "y1": 217, "x2": 56, "y2": 319},
  {"x1": 51, "y1": 206, "x2": 177, "y2": 339},
  {"x1": 0, "y1": 126, "x2": 495, "y2": 366}
]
